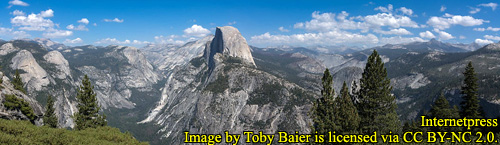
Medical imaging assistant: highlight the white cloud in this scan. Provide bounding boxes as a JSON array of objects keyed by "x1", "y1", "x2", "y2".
[
  {"x1": 11, "y1": 10, "x2": 25, "y2": 16},
  {"x1": 103, "y1": 18, "x2": 124, "y2": 23},
  {"x1": 43, "y1": 29, "x2": 73, "y2": 38},
  {"x1": 469, "y1": 7, "x2": 481, "y2": 14},
  {"x1": 183, "y1": 24, "x2": 210, "y2": 37},
  {"x1": 64, "y1": 38, "x2": 83, "y2": 44},
  {"x1": 478, "y1": 3, "x2": 498, "y2": 11},
  {"x1": 154, "y1": 35, "x2": 185, "y2": 45},
  {"x1": 475, "y1": 39, "x2": 494, "y2": 45},
  {"x1": 398, "y1": 7, "x2": 413, "y2": 16},
  {"x1": 364, "y1": 13, "x2": 419, "y2": 28},
  {"x1": 278, "y1": 26, "x2": 289, "y2": 32},
  {"x1": 433, "y1": 29, "x2": 454, "y2": 40},
  {"x1": 250, "y1": 30, "x2": 379, "y2": 46},
  {"x1": 40, "y1": 9, "x2": 54, "y2": 17},
  {"x1": 95, "y1": 38, "x2": 149, "y2": 45},
  {"x1": 8, "y1": 0, "x2": 28, "y2": 8},
  {"x1": 0, "y1": 27, "x2": 30, "y2": 38},
  {"x1": 374, "y1": 4, "x2": 393, "y2": 13},
  {"x1": 473, "y1": 27, "x2": 500, "y2": 32},
  {"x1": 459, "y1": 35, "x2": 466, "y2": 39},
  {"x1": 93, "y1": 23, "x2": 97, "y2": 26},
  {"x1": 419, "y1": 31, "x2": 435, "y2": 39},
  {"x1": 380, "y1": 36, "x2": 424, "y2": 44},
  {"x1": 440, "y1": 6, "x2": 447, "y2": 12},
  {"x1": 484, "y1": 35, "x2": 500, "y2": 41},
  {"x1": 11, "y1": 12, "x2": 55, "y2": 31},
  {"x1": 66, "y1": 24, "x2": 88, "y2": 31},
  {"x1": 427, "y1": 15, "x2": 487, "y2": 30},
  {"x1": 373, "y1": 28, "x2": 412, "y2": 35},
  {"x1": 78, "y1": 18, "x2": 89, "y2": 24},
  {"x1": 293, "y1": 23, "x2": 304, "y2": 29},
  {"x1": 228, "y1": 21, "x2": 237, "y2": 25}
]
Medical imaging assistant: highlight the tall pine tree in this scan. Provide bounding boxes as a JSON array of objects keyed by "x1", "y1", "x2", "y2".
[
  {"x1": 74, "y1": 75, "x2": 107, "y2": 130},
  {"x1": 311, "y1": 68, "x2": 337, "y2": 136},
  {"x1": 356, "y1": 49, "x2": 400, "y2": 134},
  {"x1": 13, "y1": 69, "x2": 26, "y2": 94},
  {"x1": 332, "y1": 81, "x2": 360, "y2": 134},
  {"x1": 460, "y1": 61, "x2": 483, "y2": 119},
  {"x1": 429, "y1": 93, "x2": 460, "y2": 132},
  {"x1": 44, "y1": 95, "x2": 58, "y2": 128}
]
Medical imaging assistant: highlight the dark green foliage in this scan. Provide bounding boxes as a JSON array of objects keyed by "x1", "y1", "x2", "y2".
[
  {"x1": 460, "y1": 62, "x2": 483, "y2": 119},
  {"x1": 429, "y1": 93, "x2": 460, "y2": 132},
  {"x1": 12, "y1": 69, "x2": 26, "y2": 94},
  {"x1": 0, "y1": 119, "x2": 148, "y2": 145},
  {"x1": 74, "y1": 75, "x2": 107, "y2": 130},
  {"x1": 247, "y1": 82, "x2": 282, "y2": 105},
  {"x1": 44, "y1": 95, "x2": 58, "y2": 128},
  {"x1": 2, "y1": 94, "x2": 36, "y2": 122},
  {"x1": 356, "y1": 50, "x2": 400, "y2": 134},
  {"x1": 190, "y1": 57, "x2": 205, "y2": 68},
  {"x1": 204, "y1": 74, "x2": 229, "y2": 94},
  {"x1": 332, "y1": 82, "x2": 360, "y2": 134},
  {"x1": 311, "y1": 69, "x2": 337, "y2": 136}
]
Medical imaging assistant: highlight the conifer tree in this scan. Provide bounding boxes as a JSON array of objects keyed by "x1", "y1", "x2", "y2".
[
  {"x1": 13, "y1": 69, "x2": 26, "y2": 94},
  {"x1": 356, "y1": 49, "x2": 400, "y2": 134},
  {"x1": 74, "y1": 75, "x2": 106, "y2": 130},
  {"x1": 44, "y1": 95, "x2": 58, "y2": 128},
  {"x1": 460, "y1": 62, "x2": 483, "y2": 119},
  {"x1": 429, "y1": 93, "x2": 460, "y2": 132},
  {"x1": 311, "y1": 68, "x2": 337, "y2": 136},
  {"x1": 332, "y1": 81, "x2": 360, "y2": 134}
]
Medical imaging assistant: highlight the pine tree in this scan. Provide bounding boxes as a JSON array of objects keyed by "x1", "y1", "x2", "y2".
[
  {"x1": 429, "y1": 93, "x2": 460, "y2": 132},
  {"x1": 44, "y1": 95, "x2": 58, "y2": 128},
  {"x1": 311, "y1": 68, "x2": 337, "y2": 136},
  {"x1": 460, "y1": 61, "x2": 483, "y2": 119},
  {"x1": 74, "y1": 75, "x2": 107, "y2": 130},
  {"x1": 356, "y1": 49, "x2": 400, "y2": 134},
  {"x1": 332, "y1": 81, "x2": 360, "y2": 134},
  {"x1": 13, "y1": 69, "x2": 26, "y2": 94}
]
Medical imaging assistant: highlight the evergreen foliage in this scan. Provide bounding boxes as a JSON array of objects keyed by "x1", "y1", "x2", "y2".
[
  {"x1": 44, "y1": 95, "x2": 58, "y2": 128},
  {"x1": 2, "y1": 94, "x2": 36, "y2": 122},
  {"x1": 311, "y1": 68, "x2": 337, "y2": 136},
  {"x1": 12, "y1": 69, "x2": 26, "y2": 94},
  {"x1": 74, "y1": 75, "x2": 107, "y2": 130},
  {"x1": 332, "y1": 81, "x2": 360, "y2": 134},
  {"x1": 460, "y1": 62, "x2": 483, "y2": 119},
  {"x1": 356, "y1": 49, "x2": 400, "y2": 134},
  {"x1": 429, "y1": 93, "x2": 460, "y2": 132}
]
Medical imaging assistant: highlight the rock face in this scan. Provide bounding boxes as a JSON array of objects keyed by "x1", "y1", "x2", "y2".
[
  {"x1": 10, "y1": 50, "x2": 50, "y2": 91},
  {"x1": 204, "y1": 26, "x2": 256, "y2": 68},
  {"x1": 44, "y1": 51, "x2": 71, "y2": 79},
  {"x1": 0, "y1": 43, "x2": 19, "y2": 55}
]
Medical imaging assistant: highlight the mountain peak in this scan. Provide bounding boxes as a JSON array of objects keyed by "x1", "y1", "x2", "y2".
[{"x1": 204, "y1": 26, "x2": 256, "y2": 68}]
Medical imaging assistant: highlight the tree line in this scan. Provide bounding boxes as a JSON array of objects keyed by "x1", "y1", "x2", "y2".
[{"x1": 310, "y1": 50, "x2": 494, "y2": 142}]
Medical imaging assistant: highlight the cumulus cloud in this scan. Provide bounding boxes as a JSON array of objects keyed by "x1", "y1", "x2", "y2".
[
  {"x1": 475, "y1": 39, "x2": 494, "y2": 45},
  {"x1": 228, "y1": 21, "x2": 237, "y2": 25},
  {"x1": 8, "y1": 0, "x2": 28, "y2": 8},
  {"x1": 78, "y1": 18, "x2": 89, "y2": 24},
  {"x1": 373, "y1": 28, "x2": 412, "y2": 35},
  {"x1": 11, "y1": 11, "x2": 55, "y2": 31},
  {"x1": 364, "y1": 13, "x2": 419, "y2": 28},
  {"x1": 440, "y1": 6, "x2": 447, "y2": 12},
  {"x1": 95, "y1": 38, "x2": 149, "y2": 45},
  {"x1": 478, "y1": 3, "x2": 498, "y2": 11},
  {"x1": 250, "y1": 30, "x2": 379, "y2": 46},
  {"x1": 43, "y1": 29, "x2": 73, "y2": 38},
  {"x1": 154, "y1": 35, "x2": 186, "y2": 45},
  {"x1": 278, "y1": 26, "x2": 289, "y2": 32},
  {"x1": 374, "y1": 4, "x2": 393, "y2": 13},
  {"x1": 484, "y1": 35, "x2": 500, "y2": 41},
  {"x1": 11, "y1": 10, "x2": 25, "y2": 16},
  {"x1": 433, "y1": 29, "x2": 454, "y2": 40},
  {"x1": 103, "y1": 18, "x2": 124, "y2": 23},
  {"x1": 66, "y1": 24, "x2": 88, "y2": 31},
  {"x1": 427, "y1": 14, "x2": 487, "y2": 30},
  {"x1": 419, "y1": 31, "x2": 435, "y2": 39},
  {"x1": 40, "y1": 9, "x2": 54, "y2": 17},
  {"x1": 0, "y1": 27, "x2": 30, "y2": 38},
  {"x1": 469, "y1": 7, "x2": 481, "y2": 14},
  {"x1": 64, "y1": 38, "x2": 83, "y2": 44},
  {"x1": 183, "y1": 24, "x2": 210, "y2": 37},
  {"x1": 473, "y1": 27, "x2": 500, "y2": 32},
  {"x1": 398, "y1": 7, "x2": 414, "y2": 16}
]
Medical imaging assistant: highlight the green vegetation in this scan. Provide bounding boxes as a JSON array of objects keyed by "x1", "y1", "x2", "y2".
[
  {"x1": 356, "y1": 49, "x2": 400, "y2": 134},
  {"x1": 332, "y1": 81, "x2": 360, "y2": 134},
  {"x1": 204, "y1": 74, "x2": 229, "y2": 94},
  {"x1": 44, "y1": 95, "x2": 58, "y2": 128},
  {"x1": 429, "y1": 93, "x2": 460, "y2": 132},
  {"x1": 190, "y1": 57, "x2": 205, "y2": 68},
  {"x1": 311, "y1": 68, "x2": 337, "y2": 136},
  {"x1": 2, "y1": 94, "x2": 36, "y2": 122},
  {"x1": 12, "y1": 69, "x2": 26, "y2": 94},
  {"x1": 0, "y1": 119, "x2": 147, "y2": 145},
  {"x1": 247, "y1": 82, "x2": 283, "y2": 105},
  {"x1": 460, "y1": 61, "x2": 484, "y2": 119},
  {"x1": 74, "y1": 75, "x2": 107, "y2": 130}
]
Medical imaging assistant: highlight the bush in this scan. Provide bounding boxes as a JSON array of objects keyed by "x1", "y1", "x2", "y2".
[{"x1": 2, "y1": 94, "x2": 36, "y2": 122}]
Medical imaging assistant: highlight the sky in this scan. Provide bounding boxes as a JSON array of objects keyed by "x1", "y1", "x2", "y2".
[{"x1": 0, "y1": 0, "x2": 499, "y2": 48}]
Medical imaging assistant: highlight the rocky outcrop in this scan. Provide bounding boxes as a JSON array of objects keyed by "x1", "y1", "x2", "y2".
[
  {"x1": 44, "y1": 51, "x2": 72, "y2": 79},
  {"x1": 10, "y1": 50, "x2": 50, "y2": 91},
  {"x1": 204, "y1": 26, "x2": 256, "y2": 68},
  {"x1": 0, "y1": 43, "x2": 19, "y2": 55}
]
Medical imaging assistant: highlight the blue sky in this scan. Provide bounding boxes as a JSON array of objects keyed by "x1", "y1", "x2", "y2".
[{"x1": 0, "y1": 0, "x2": 499, "y2": 48}]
